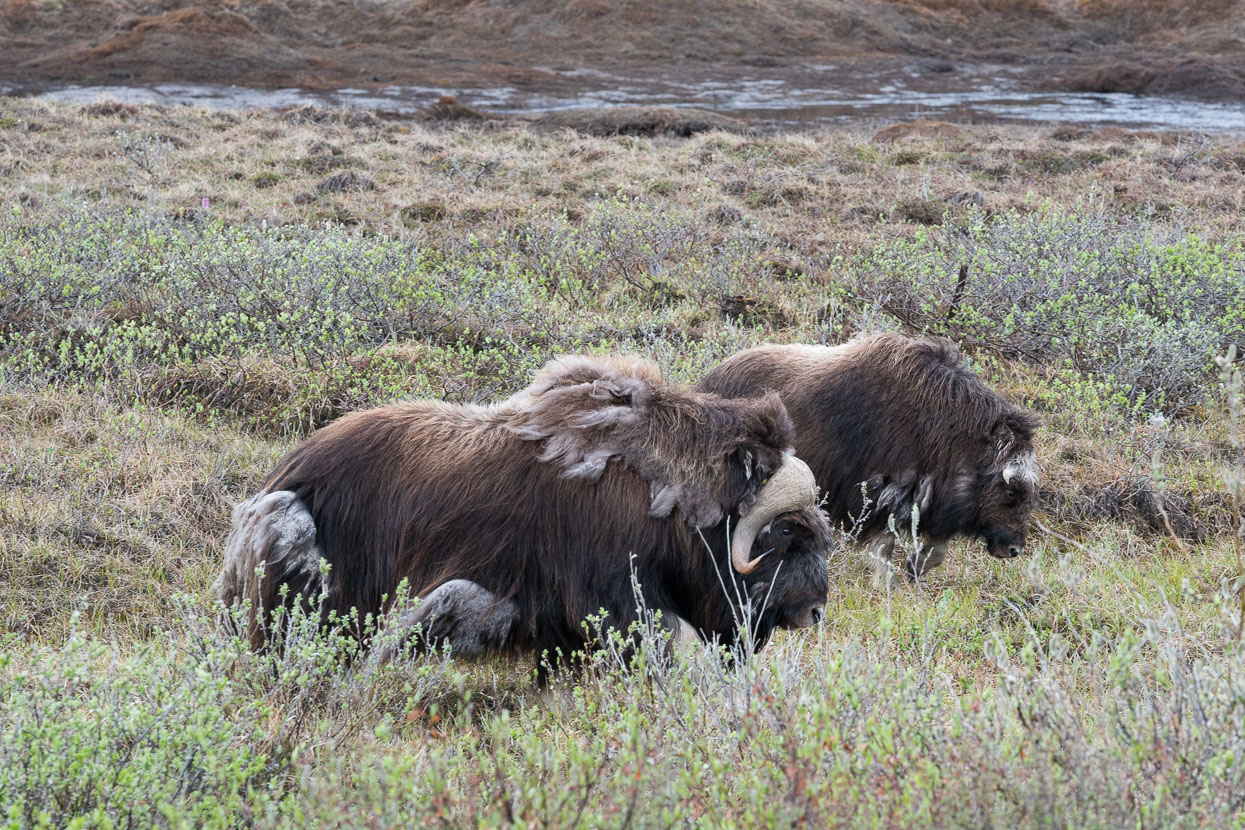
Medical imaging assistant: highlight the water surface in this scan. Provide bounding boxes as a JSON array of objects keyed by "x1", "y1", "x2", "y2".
[{"x1": 5, "y1": 62, "x2": 1244, "y2": 131}]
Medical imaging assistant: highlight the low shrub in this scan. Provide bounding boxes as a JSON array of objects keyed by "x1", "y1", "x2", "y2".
[{"x1": 854, "y1": 201, "x2": 1245, "y2": 415}]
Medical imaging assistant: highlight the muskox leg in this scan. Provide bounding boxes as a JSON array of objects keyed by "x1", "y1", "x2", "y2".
[
  {"x1": 864, "y1": 533, "x2": 898, "y2": 588},
  {"x1": 654, "y1": 613, "x2": 703, "y2": 661},
  {"x1": 904, "y1": 541, "x2": 949, "y2": 579},
  {"x1": 215, "y1": 490, "x2": 326, "y2": 645},
  {"x1": 671, "y1": 615, "x2": 700, "y2": 648},
  {"x1": 864, "y1": 527, "x2": 950, "y2": 583},
  {"x1": 381, "y1": 579, "x2": 518, "y2": 660}
]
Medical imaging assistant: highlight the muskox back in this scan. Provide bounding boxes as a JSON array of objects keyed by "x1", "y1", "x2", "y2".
[
  {"x1": 218, "y1": 355, "x2": 832, "y2": 658},
  {"x1": 698, "y1": 333, "x2": 1038, "y2": 575}
]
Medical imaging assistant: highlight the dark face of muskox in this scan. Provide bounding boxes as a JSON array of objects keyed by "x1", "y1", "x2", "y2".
[
  {"x1": 739, "y1": 508, "x2": 832, "y2": 632},
  {"x1": 971, "y1": 450, "x2": 1039, "y2": 560}
]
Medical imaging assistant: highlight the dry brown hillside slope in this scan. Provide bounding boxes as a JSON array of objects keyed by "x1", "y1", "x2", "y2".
[{"x1": 1, "y1": 0, "x2": 1242, "y2": 100}]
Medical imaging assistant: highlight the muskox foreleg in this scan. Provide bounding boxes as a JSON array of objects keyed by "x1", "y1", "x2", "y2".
[
  {"x1": 904, "y1": 541, "x2": 948, "y2": 579},
  {"x1": 865, "y1": 533, "x2": 948, "y2": 582},
  {"x1": 865, "y1": 472, "x2": 950, "y2": 580},
  {"x1": 380, "y1": 580, "x2": 519, "y2": 660}
]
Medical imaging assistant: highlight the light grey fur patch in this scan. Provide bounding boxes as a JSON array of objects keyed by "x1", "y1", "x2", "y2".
[
  {"x1": 649, "y1": 482, "x2": 682, "y2": 518},
  {"x1": 875, "y1": 482, "x2": 907, "y2": 515},
  {"x1": 383, "y1": 579, "x2": 518, "y2": 660},
  {"x1": 650, "y1": 481, "x2": 724, "y2": 527},
  {"x1": 215, "y1": 490, "x2": 325, "y2": 605},
  {"x1": 672, "y1": 615, "x2": 699, "y2": 648},
  {"x1": 873, "y1": 470, "x2": 935, "y2": 528},
  {"x1": 562, "y1": 448, "x2": 616, "y2": 480},
  {"x1": 915, "y1": 475, "x2": 935, "y2": 516},
  {"x1": 570, "y1": 405, "x2": 636, "y2": 428},
  {"x1": 1003, "y1": 451, "x2": 1039, "y2": 486},
  {"x1": 663, "y1": 614, "x2": 703, "y2": 660}
]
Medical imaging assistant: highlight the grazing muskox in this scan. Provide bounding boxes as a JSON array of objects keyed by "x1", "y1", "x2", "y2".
[
  {"x1": 216, "y1": 356, "x2": 832, "y2": 663},
  {"x1": 698, "y1": 333, "x2": 1038, "y2": 577}
]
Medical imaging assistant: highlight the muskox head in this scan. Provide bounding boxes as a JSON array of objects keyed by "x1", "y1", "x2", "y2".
[
  {"x1": 726, "y1": 456, "x2": 831, "y2": 632},
  {"x1": 969, "y1": 417, "x2": 1040, "y2": 560},
  {"x1": 740, "y1": 509, "x2": 832, "y2": 630}
]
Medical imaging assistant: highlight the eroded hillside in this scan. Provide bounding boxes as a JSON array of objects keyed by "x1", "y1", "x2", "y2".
[{"x1": 2, "y1": 0, "x2": 1243, "y2": 100}]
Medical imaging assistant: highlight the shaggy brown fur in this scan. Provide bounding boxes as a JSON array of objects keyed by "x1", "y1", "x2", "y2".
[
  {"x1": 217, "y1": 356, "x2": 831, "y2": 660},
  {"x1": 698, "y1": 333, "x2": 1039, "y2": 576}
]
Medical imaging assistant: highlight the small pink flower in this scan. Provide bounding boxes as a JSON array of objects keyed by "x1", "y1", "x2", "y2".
[{"x1": 202, "y1": 197, "x2": 210, "y2": 209}]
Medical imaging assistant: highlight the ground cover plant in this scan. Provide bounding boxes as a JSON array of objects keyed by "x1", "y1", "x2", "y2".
[{"x1": 1, "y1": 98, "x2": 1244, "y2": 826}]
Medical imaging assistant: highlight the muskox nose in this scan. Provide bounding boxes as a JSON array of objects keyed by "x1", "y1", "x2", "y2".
[
  {"x1": 809, "y1": 607, "x2": 824, "y2": 626},
  {"x1": 1007, "y1": 545, "x2": 1024, "y2": 558}
]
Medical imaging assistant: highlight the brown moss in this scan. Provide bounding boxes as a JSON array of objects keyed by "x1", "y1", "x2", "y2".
[
  {"x1": 530, "y1": 107, "x2": 745, "y2": 138},
  {"x1": 426, "y1": 95, "x2": 491, "y2": 122},
  {"x1": 1065, "y1": 58, "x2": 1245, "y2": 102},
  {"x1": 872, "y1": 121, "x2": 967, "y2": 144}
]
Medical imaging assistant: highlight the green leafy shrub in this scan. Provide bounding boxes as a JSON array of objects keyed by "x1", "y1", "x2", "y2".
[
  {"x1": 0, "y1": 212, "x2": 570, "y2": 431},
  {"x1": 855, "y1": 202, "x2": 1245, "y2": 414},
  {"x1": 0, "y1": 595, "x2": 467, "y2": 828},
  {"x1": 0, "y1": 201, "x2": 810, "y2": 432}
]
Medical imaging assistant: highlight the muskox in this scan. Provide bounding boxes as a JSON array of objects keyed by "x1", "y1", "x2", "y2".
[
  {"x1": 697, "y1": 333, "x2": 1038, "y2": 577},
  {"x1": 216, "y1": 355, "x2": 832, "y2": 664}
]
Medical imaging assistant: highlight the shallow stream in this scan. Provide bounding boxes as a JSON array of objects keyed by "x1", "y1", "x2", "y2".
[{"x1": 6, "y1": 62, "x2": 1244, "y2": 131}]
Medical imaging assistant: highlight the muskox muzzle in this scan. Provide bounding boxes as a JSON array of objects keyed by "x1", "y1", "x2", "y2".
[
  {"x1": 786, "y1": 603, "x2": 824, "y2": 629},
  {"x1": 986, "y1": 534, "x2": 1026, "y2": 559}
]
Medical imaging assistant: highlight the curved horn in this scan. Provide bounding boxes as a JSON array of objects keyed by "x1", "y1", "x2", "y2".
[{"x1": 731, "y1": 455, "x2": 819, "y2": 574}]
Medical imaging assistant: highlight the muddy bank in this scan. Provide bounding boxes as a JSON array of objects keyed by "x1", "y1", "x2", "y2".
[
  {"x1": 1064, "y1": 57, "x2": 1245, "y2": 102},
  {"x1": 2, "y1": 0, "x2": 1243, "y2": 104}
]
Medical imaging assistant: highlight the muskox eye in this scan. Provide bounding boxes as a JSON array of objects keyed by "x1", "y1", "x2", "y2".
[
  {"x1": 781, "y1": 527, "x2": 792, "y2": 536},
  {"x1": 1004, "y1": 488, "x2": 1021, "y2": 503}
]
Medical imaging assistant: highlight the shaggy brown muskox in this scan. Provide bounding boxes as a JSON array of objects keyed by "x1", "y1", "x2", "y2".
[
  {"x1": 216, "y1": 356, "x2": 832, "y2": 663},
  {"x1": 698, "y1": 333, "x2": 1038, "y2": 577}
]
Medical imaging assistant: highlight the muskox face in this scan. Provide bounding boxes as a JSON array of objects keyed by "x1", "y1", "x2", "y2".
[
  {"x1": 974, "y1": 450, "x2": 1039, "y2": 559},
  {"x1": 742, "y1": 508, "x2": 832, "y2": 630}
]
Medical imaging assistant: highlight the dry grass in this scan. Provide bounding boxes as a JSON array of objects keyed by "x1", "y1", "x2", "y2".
[
  {"x1": 3, "y1": 98, "x2": 1244, "y2": 245},
  {"x1": 0, "y1": 390, "x2": 283, "y2": 640}
]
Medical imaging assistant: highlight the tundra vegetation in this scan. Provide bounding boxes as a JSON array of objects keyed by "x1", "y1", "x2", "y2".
[{"x1": 1, "y1": 97, "x2": 1245, "y2": 826}]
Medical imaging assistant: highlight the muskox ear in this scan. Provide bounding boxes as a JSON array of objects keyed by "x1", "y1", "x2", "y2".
[
  {"x1": 1006, "y1": 410, "x2": 1039, "y2": 442},
  {"x1": 990, "y1": 411, "x2": 1038, "y2": 461},
  {"x1": 736, "y1": 447, "x2": 757, "y2": 481},
  {"x1": 724, "y1": 387, "x2": 789, "y2": 451},
  {"x1": 990, "y1": 420, "x2": 1021, "y2": 460}
]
